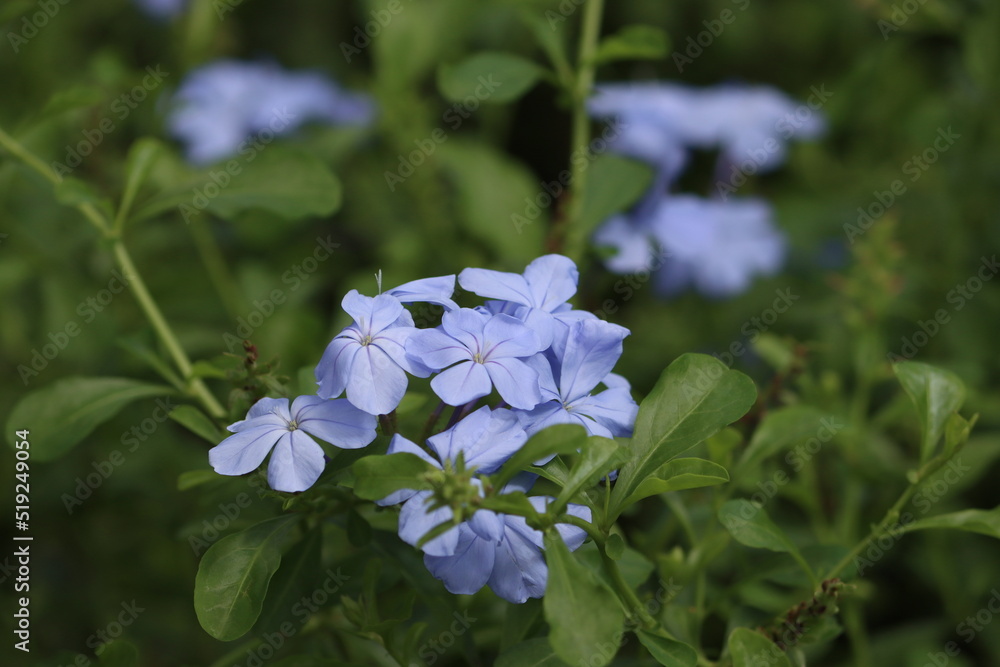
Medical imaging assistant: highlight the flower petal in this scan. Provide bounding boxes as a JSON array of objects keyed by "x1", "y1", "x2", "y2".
[
  {"x1": 458, "y1": 267, "x2": 533, "y2": 306},
  {"x1": 292, "y1": 396, "x2": 378, "y2": 448},
  {"x1": 315, "y1": 334, "x2": 360, "y2": 400},
  {"x1": 423, "y1": 526, "x2": 495, "y2": 595},
  {"x1": 386, "y1": 275, "x2": 459, "y2": 311},
  {"x1": 558, "y1": 319, "x2": 629, "y2": 403},
  {"x1": 406, "y1": 327, "x2": 471, "y2": 371},
  {"x1": 209, "y1": 425, "x2": 281, "y2": 476},
  {"x1": 487, "y1": 524, "x2": 548, "y2": 603},
  {"x1": 485, "y1": 358, "x2": 541, "y2": 409},
  {"x1": 341, "y1": 290, "x2": 405, "y2": 335},
  {"x1": 430, "y1": 361, "x2": 492, "y2": 406},
  {"x1": 522, "y1": 254, "x2": 579, "y2": 312},
  {"x1": 398, "y1": 492, "x2": 460, "y2": 557},
  {"x1": 482, "y1": 314, "x2": 542, "y2": 360},
  {"x1": 266, "y1": 431, "x2": 326, "y2": 492},
  {"x1": 572, "y1": 388, "x2": 639, "y2": 438},
  {"x1": 346, "y1": 345, "x2": 409, "y2": 415}
]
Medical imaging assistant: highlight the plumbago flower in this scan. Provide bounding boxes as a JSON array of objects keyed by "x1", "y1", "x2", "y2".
[
  {"x1": 167, "y1": 59, "x2": 376, "y2": 164},
  {"x1": 587, "y1": 81, "x2": 823, "y2": 298},
  {"x1": 378, "y1": 407, "x2": 591, "y2": 603},
  {"x1": 520, "y1": 319, "x2": 639, "y2": 438},
  {"x1": 208, "y1": 396, "x2": 377, "y2": 492}
]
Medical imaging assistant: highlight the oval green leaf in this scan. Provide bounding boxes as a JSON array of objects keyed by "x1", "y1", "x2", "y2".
[{"x1": 437, "y1": 51, "x2": 544, "y2": 104}]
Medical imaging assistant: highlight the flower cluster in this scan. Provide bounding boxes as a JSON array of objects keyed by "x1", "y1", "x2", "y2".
[
  {"x1": 588, "y1": 82, "x2": 824, "y2": 297},
  {"x1": 208, "y1": 254, "x2": 638, "y2": 602},
  {"x1": 167, "y1": 60, "x2": 376, "y2": 164}
]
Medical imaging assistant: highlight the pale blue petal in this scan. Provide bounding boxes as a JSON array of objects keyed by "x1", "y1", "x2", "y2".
[
  {"x1": 266, "y1": 430, "x2": 326, "y2": 492},
  {"x1": 345, "y1": 345, "x2": 408, "y2": 415},
  {"x1": 468, "y1": 509, "x2": 506, "y2": 543},
  {"x1": 482, "y1": 314, "x2": 542, "y2": 359},
  {"x1": 209, "y1": 425, "x2": 281, "y2": 475},
  {"x1": 558, "y1": 320, "x2": 629, "y2": 403},
  {"x1": 458, "y1": 267, "x2": 533, "y2": 306},
  {"x1": 372, "y1": 325, "x2": 431, "y2": 377},
  {"x1": 341, "y1": 290, "x2": 404, "y2": 335},
  {"x1": 522, "y1": 254, "x2": 578, "y2": 312},
  {"x1": 423, "y1": 526, "x2": 494, "y2": 595},
  {"x1": 243, "y1": 396, "x2": 291, "y2": 423},
  {"x1": 315, "y1": 335, "x2": 360, "y2": 400},
  {"x1": 386, "y1": 275, "x2": 459, "y2": 311},
  {"x1": 525, "y1": 353, "x2": 560, "y2": 401},
  {"x1": 488, "y1": 524, "x2": 548, "y2": 603},
  {"x1": 430, "y1": 361, "x2": 492, "y2": 406},
  {"x1": 517, "y1": 401, "x2": 567, "y2": 440},
  {"x1": 439, "y1": 308, "x2": 488, "y2": 351},
  {"x1": 427, "y1": 407, "x2": 526, "y2": 473},
  {"x1": 485, "y1": 358, "x2": 541, "y2": 410},
  {"x1": 398, "y1": 492, "x2": 460, "y2": 557},
  {"x1": 406, "y1": 327, "x2": 471, "y2": 370},
  {"x1": 572, "y1": 388, "x2": 639, "y2": 438},
  {"x1": 291, "y1": 396, "x2": 378, "y2": 449}
]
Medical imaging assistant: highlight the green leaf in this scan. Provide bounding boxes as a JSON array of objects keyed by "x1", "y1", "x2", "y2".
[
  {"x1": 893, "y1": 361, "x2": 966, "y2": 463},
  {"x1": 593, "y1": 25, "x2": 669, "y2": 64},
  {"x1": 501, "y1": 598, "x2": 543, "y2": 651},
  {"x1": 902, "y1": 506, "x2": 1000, "y2": 539},
  {"x1": 517, "y1": 10, "x2": 572, "y2": 84},
  {"x1": 579, "y1": 155, "x2": 654, "y2": 239},
  {"x1": 494, "y1": 423, "x2": 589, "y2": 489},
  {"x1": 194, "y1": 515, "x2": 301, "y2": 641},
  {"x1": 611, "y1": 354, "x2": 756, "y2": 517},
  {"x1": 55, "y1": 177, "x2": 105, "y2": 206},
  {"x1": 34, "y1": 85, "x2": 104, "y2": 125},
  {"x1": 944, "y1": 412, "x2": 977, "y2": 457},
  {"x1": 351, "y1": 453, "x2": 435, "y2": 500},
  {"x1": 96, "y1": 640, "x2": 139, "y2": 666},
  {"x1": 553, "y1": 436, "x2": 627, "y2": 514},
  {"x1": 636, "y1": 630, "x2": 698, "y2": 666},
  {"x1": 543, "y1": 531, "x2": 625, "y2": 666},
  {"x1": 625, "y1": 458, "x2": 730, "y2": 505},
  {"x1": 5, "y1": 377, "x2": 175, "y2": 461},
  {"x1": 737, "y1": 406, "x2": 832, "y2": 476},
  {"x1": 437, "y1": 52, "x2": 544, "y2": 104},
  {"x1": 133, "y1": 147, "x2": 342, "y2": 223},
  {"x1": 497, "y1": 637, "x2": 570, "y2": 667},
  {"x1": 252, "y1": 527, "x2": 322, "y2": 634},
  {"x1": 118, "y1": 138, "x2": 165, "y2": 225},
  {"x1": 718, "y1": 500, "x2": 802, "y2": 556},
  {"x1": 169, "y1": 405, "x2": 222, "y2": 444},
  {"x1": 479, "y1": 492, "x2": 541, "y2": 520},
  {"x1": 728, "y1": 627, "x2": 791, "y2": 667},
  {"x1": 605, "y1": 533, "x2": 626, "y2": 561},
  {"x1": 436, "y1": 141, "x2": 546, "y2": 263}
]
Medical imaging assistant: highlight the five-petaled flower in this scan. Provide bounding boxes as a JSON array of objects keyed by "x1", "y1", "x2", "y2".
[{"x1": 209, "y1": 396, "x2": 377, "y2": 492}]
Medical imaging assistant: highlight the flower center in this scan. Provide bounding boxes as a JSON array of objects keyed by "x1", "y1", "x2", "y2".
[
  {"x1": 286, "y1": 420, "x2": 299, "y2": 431},
  {"x1": 360, "y1": 334, "x2": 373, "y2": 347},
  {"x1": 472, "y1": 352, "x2": 485, "y2": 364}
]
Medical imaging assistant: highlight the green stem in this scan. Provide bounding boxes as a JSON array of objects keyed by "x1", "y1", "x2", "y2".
[
  {"x1": 557, "y1": 0, "x2": 605, "y2": 262},
  {"x1": 0, "y1": 125, "x2": 225, "y2": 419}
]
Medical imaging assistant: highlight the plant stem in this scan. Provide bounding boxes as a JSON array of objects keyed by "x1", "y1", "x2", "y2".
[
  {"x1": 188, "y1": 219, "x2": 245, "y2": 321},
  {"x1": 0, "y1": 125, "x2": 225, "y2": 419},
  {"x1": 555, "y1": 0, "x2": 605, "y2": 262}
]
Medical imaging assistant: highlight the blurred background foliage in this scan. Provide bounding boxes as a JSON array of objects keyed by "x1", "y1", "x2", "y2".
[{"x1": 1, "y1": 0, "x2": 999, "y2": 665}]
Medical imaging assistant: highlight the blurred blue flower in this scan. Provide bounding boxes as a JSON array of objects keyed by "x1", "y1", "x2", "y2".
[
  {"x1": 167, "y1": 59, "x2": 375, "y2": 164},
  {"x1": 406, "y1": 309, "x2": 544, "y2": 409},
  {"x1": 208, "y1": 396, "x2": 377, "y2": 492},
  {"x1": 134, "y1": 0, "x2": 187, "y2": 19},
  {"x1": 588, "y1": 81, "x2": 824, "y2": 175},
  {"x1": 519, "y1": 319, "x2": 638, "y2": 438},
  {"x1": 316, "y1": 290, "x2": 430, "y2": 416},
  {"x1": 647, "y1": 195, "x2": 787, "y2": 297}
]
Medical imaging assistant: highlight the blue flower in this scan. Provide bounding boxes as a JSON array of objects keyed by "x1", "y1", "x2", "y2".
[
  {"x1": 519, "y1": 319, "x2": 638, "y2": 438},
  {"x1": 209, "y1": 396, "x2": 377, "y2": 492},
  {"x1": 316, "y1": 290, "x2": 430, "y2": 416},
  {"x1": 379, "y1": 407, "x2": 528, "y2": 555},
  {"x1": 384, "y1": 275, "x2": 459, "y2": 311},
  {"x1": 406, "y1": 309, "x2": 544, "y2": 409},
  {"x1": 423, "y1": 493, "x2": 591, "y2": 604},
  {"x1": 588, "y1": 81, "x2": 824, "y2": 174},
  {"x1": 167, "y1": 60, "x2": 375, "y2": 164},
  {"x1": 458, "y1": 254, "x2": 587, "y2": 348}
]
